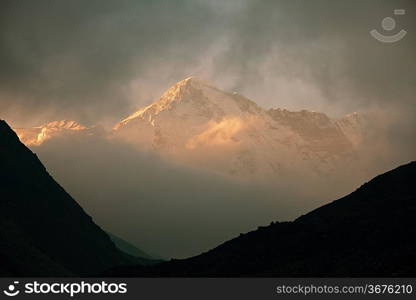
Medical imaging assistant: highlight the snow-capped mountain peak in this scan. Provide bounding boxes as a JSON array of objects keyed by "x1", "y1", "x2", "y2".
[
  {"x1": 14, "y1": 120, "x2": 88, "y2": 146},
  {"x1": 114, "y1": 77, "x2": 264, "y2": 130},
  {"x1": 39, "y1": 120, "x2": 86, "y2": 130},
  {"x1": 112, "y1": 78, "x2": 365, "y2": 180},
  {"x1": 12, "y1": 78, "x2": 366, "y2": 180}
]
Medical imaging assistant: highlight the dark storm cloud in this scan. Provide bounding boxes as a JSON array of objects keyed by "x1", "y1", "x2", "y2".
[
  {"x1": 0, "y1": 0, "x2": 231, "y2": 125},
  {"x1": 0, "y1": 0, "x2": 414, "y2": 126},
  {"x1": 213, "y1": 0, "x2": 415, "y2": 159},
  {"x1": 217, "y1": 0, "x2": 416, "y2": 111}
]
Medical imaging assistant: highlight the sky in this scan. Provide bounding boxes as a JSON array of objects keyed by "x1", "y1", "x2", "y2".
[
  {"x1": 0, "y1": 0, "x2": 415, "y2": 128},
  {"x1": 1, "y1": 0, "x2": 415, "y2": 258}
]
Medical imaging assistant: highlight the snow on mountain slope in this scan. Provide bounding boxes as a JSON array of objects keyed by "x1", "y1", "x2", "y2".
[
  {"x1": 13, "y1": 78, "x2": 366, "y2": 181},
  {"x1": 14, "y1": 120, "x2": 90, "y2": 146},
  {"x1": 335, "y1": 112, "x2": 366, "y2": 148},
  {"x1": 113, "y1": 77, "x2": 364, "y2": 180}
]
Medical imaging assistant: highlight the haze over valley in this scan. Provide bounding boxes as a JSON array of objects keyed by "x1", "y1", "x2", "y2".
[
  {"x1": 1, "y1": 0, "x2": 414, "y2": 261},
  {"x1": 10, "y1": 77, "x2": 410, "y2": 258}
]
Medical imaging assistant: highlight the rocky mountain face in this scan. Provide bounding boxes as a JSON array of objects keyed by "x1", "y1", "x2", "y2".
[
  {"x1": 14, "y1": 120, "x2": 92, "y2": 146},
  {"x1": 113, "y1": 77, "x2": 365, "y2": 180},
  {"x1": 0, "y1": 120, "x2": 137, "y2": 276},
  {"x1": 105, "y1": 161, "x2": 416, "y2": 277},
  {"x1": 13, "y1": 78, "x2": 367, "y2": 181}
]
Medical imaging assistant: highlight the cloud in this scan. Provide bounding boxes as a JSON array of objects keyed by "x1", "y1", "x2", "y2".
[
  {"x1": 1, "y1": 0, "x2": 415, "y2": 257},
  {"x1": 0, "y1": 0, "x2": 236, "y2": 126},
  {"x1": 32, "y1": 132, "x2": 355, "y2": 258},
  {"x1": 1, "y1": 1, "x2": 414, "y2": 123}
]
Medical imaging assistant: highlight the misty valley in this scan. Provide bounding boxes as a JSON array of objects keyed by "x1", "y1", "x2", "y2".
[
  {"x1": 1, "y1": 78, "x2": 415, "y2": 277},
  {"x1": 9, "y1": 78, "x2": 401, "y2": 259},
  {"x1": 1, "y1": 0, "x2": 415, "y2": 280}
]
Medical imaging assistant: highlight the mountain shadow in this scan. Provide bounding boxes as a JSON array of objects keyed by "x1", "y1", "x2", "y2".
[
  {"x1": 105, "y1": 161, "x2": 416, "y2": 277},
  {"x1": 0, "y1": 120, "x2": 153, "y2": 276},
  {"x1": 108, "y1": 232, "x2": 163, "y2": 261}
]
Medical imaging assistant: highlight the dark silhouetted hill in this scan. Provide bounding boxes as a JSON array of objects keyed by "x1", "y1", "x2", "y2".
[
  {"x1": 108, "y1": 232, "x2": 163, "y2": 261},
  {"x1": 105, "y1": 161, "x2": 416, "y2": 277},
  {"x1": 0, "y1": 120, "x2": 146, "y2": 276}
]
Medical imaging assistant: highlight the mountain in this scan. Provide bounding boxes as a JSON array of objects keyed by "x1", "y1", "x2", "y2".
[
  {"x1": 105, "y1": 161, "x2": 416, "y2": 277},
  {"x1": 0, "y1": 120, "x2": 144, "y2": 276},
  {"x1": 14, "y1": 120, "x2": 97, "y2": 146},
  {"x1": 108, "y1": 232, "x2": 162, "y2": 261},
  {"x1": 113, "y1": 77, "x2": 365, "y2": 180},
  {"x1": 13, "y1": 78, "x2": 367, "y2": 181}
]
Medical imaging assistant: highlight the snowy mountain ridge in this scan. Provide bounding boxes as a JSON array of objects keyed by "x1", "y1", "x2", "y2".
[
  {"x1": 112, "y1": 77, "x2": 365, "y2": 179},
  {"x1": 13, "y1": 77, "x2": 366, "y2": 180},
  {"x1": 15, "y1": 120, "x2": 92, "y2": 146}
]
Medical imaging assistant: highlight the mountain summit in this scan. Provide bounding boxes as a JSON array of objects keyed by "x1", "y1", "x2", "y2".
[
  {"x1": 113, "y1": 78, "x2": 365, "y2": 180},
  {"x1": 114, "y1": 77, "x2": 263, "y2": 130},
  {"x1": 14, "y1": 120, "x2": 89, "y2": 146},
  {"x1": 12, "y1": 78, "x2": 367, "y2": 181}
]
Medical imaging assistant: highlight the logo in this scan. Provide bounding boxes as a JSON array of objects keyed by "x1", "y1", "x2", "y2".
[
  {"x1": 370, "y1": 9, "x2": 407, "y2": 43},
  {"x1": 3, "y1": 282, "x2": 20, "y2": 297},
  {"x1": 3, "y1": 281, "x2": 127, "y2": 297}
]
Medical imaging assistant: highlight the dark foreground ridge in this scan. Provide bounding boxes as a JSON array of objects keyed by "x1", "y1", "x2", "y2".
[
  {"x1": 105, "y1": 161, "x2": 416, "y2": 277},
  {"x1": 0, "y1": 120, "x2": 151, "y2": 276}
]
